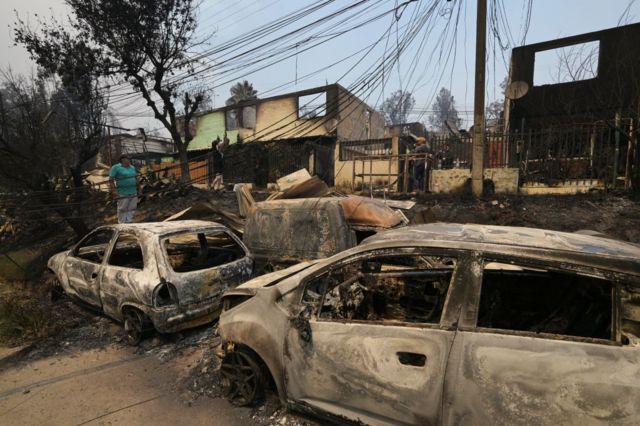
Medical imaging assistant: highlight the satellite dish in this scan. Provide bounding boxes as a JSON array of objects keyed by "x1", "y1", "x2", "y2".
[{"x1": 506, "y1": 81, "x2": 529, "y2": 100}]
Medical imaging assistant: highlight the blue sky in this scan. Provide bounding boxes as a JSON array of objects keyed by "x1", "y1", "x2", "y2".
[{"x1": 2, "y1": 0, "x2": 639, "y2": 132}]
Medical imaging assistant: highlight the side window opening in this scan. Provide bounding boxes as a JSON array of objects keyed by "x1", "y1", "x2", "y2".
[
  {"x1": 298, "y1": 92, "x2": 327, "y2": 119},
  {"x1": 164, "y1": 231, "x2": 245, "y2": 273},
  {"x1": 478, "y1": 261, "x2": 613, "y2": 341},
  {"x1": 302, "y1": 253, "x2": 456, "y2": 325},
  {"x1": 75, "y1": 229, "x2": 114, "y2": 263},
  {"x1": 108, "y1": 234, "x2": 144, "y2": 270}
]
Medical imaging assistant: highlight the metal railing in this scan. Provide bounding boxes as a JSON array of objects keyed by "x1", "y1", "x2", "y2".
[{"x1": 349, "y1": 119, "x2": 638, "y2": 192}]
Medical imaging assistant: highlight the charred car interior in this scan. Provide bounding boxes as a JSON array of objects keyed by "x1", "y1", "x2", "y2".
[
  {"x1": 164, "y1": 231, "x2": 246, "y2": 273},
  {"x1": 302, "y1": 253, "x2": 456, "y2": 324},
  {"x1": 478, "y1": 262, "x2": 613, "y2": 341}
]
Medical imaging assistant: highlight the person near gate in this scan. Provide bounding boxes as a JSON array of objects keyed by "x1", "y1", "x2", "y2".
[
  {"x1": 109, "y1": 155, "x2": 139, "y2": 223},
  {"x1": 413, "y1": 137, "x2": 431, "y2": 192}
]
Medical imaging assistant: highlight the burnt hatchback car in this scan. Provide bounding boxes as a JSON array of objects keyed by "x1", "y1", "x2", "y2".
[
  {"x1": 48, "y1": 220, "x2": 252, "y2": 344},
  {"x1": 217, "y1": 223, "x2": 640, "y2": 425}
]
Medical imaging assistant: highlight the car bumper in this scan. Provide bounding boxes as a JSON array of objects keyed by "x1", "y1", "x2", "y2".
[{"x1": 148, "y1": 300, "x2": 221, "y2": 334}]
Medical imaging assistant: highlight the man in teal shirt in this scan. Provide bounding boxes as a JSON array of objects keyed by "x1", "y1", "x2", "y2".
[{"x1": 109, "y1": 155, "x2": 139, "y2": 223}]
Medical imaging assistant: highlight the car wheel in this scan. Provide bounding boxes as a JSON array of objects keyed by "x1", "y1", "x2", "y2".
[
  {"x1": 123, "y1": 309, "x2": 147, "y2": 346},
  {"x1": 45, "y1": 271, "x2": 65, "y2": 302},
  {"x1": 220, "y1": 350, "x2": 265, "y2": 406}
]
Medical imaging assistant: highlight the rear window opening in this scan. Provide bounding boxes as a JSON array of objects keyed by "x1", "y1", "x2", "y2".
[
  {"x1": 478, "y1": 262, "x2": 613, "y2": 341},
  {"x1": 164, "y1": 231, "x2": 245, "y2": 273}
]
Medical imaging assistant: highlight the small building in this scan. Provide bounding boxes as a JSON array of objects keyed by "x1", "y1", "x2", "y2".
[
  {"x1": 100, "y1": 133, "x2": 175, "y2": 166},
  {"x1": 183, "y1": 84, "x2": 385, "y2": 187},
  {"x1": 504, "y1": 23, "x2": 640, "y2": 191}
]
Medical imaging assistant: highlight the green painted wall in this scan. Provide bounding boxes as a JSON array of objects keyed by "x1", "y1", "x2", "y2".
[{"x1": 188, "y1": 111, "x2": 238, "y2": 151}]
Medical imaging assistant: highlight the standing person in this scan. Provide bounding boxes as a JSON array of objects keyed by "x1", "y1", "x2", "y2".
[
  {"x1": 413, "y1": 137, "x2": 431, "y2": 192},
  {"x1": 109, "y1": 155, "x2": 139, "y2": 223},
  {"x1": 212, "y1": 133, "x2": 229, "y2": 192}
]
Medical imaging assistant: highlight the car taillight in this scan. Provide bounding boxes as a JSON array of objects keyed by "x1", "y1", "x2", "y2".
[{"x1": 153, "y1": 282, "x2": 179, "y2": 307}]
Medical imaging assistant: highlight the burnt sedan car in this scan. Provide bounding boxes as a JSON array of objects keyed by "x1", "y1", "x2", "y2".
[
  {"x1": 48, "y1": 220, "x2": 252, "y2": 344},
  {"x1": 217, "y1": 223, "x2": 640, "y2": 425}
]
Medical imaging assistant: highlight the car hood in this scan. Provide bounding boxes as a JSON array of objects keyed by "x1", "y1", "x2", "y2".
[{"x1": 224, "y1": 260, "x2": 321, "y2": 296}]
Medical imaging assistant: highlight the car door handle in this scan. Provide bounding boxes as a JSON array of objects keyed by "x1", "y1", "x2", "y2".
[{"x1": 397, "y1": 352, "x2": 426, "y2": 367}]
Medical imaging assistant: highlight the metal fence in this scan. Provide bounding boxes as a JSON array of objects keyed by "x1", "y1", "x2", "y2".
[{"x1": 350, "y1": 119, "x2": 637, "y2": 192}]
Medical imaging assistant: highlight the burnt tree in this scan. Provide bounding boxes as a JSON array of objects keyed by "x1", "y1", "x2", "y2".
[{"x1": 14, "y1": 0, "x2": 207, "y2": 182}]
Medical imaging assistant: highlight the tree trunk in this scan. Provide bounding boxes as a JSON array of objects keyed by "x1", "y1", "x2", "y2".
[
  {"x1": 66, "y1": 165, "x2": 89, "y2": 237},
  {"x1": 177, "y1": 145, "x2": 191, "y2": 183}
]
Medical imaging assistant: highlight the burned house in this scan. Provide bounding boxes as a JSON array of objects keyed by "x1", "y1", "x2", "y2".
[
  {"x1": 506, "y1": 23, "x2": 640, "y2": 130},
  {"x1": 505, "y1": 23, "x2": 640, "y2": 191},
  {"x1": 182, "y1": 84, "x2": 385, "y2": 186}
]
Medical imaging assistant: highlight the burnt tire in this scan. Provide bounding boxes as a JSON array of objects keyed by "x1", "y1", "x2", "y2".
[
  {"x1": 220, "y1": 350, "x2": 265, "y2": 406},
  {"x1": 45, "y1": 272, "x2": 65, "y2": 302},
  {"x1": 123, "y1": 308, "x2": 148, "y2": 346}
]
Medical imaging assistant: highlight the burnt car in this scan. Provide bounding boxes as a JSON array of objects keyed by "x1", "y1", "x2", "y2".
[
  {"x1": 217, "y1": 223, "x2": 640, "y2": 425},
  {"x1": 243, "y1": 196, "x2": 407, "y2": 273},
  {"x1": 47, "y1": 220, "x2": 252, "y2": 344}
]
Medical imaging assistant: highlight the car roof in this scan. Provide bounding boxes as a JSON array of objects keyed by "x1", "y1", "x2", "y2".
[
  {"x1": 363, "y1": 223, "x2": 640, "y2": 260},
  {"x1": 101, "y1": 220, "x2": 226, "y2": 236}
]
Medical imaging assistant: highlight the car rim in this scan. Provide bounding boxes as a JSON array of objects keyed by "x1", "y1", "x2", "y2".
[
  {"x1": 220, "y1": 351, "x2": 261, "y2": 406},
  {"x1": 124, "y1": 311, "x2": 143, "y2": 345}
]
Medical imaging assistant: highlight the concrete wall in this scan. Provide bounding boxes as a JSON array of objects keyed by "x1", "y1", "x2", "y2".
[
  {"x1": 507, "y1": 23, "x2": 640, "y2": 130},
  {"x1": 254, "y1": 95, "x2": 330, "y2": 141},
  {"x1": 334, "y1": 137, "x2": 398, "y2": 189},
  {"x1": 336, "y1": 86, "x2": 385, "y2": 140},
  {"x1": 520, "y1": 179, "x2": 603, "y2": 195},
  {"x1": 187, "y1": 84, "x2": 383, "y2": 153},
  {"x1": 430, "y1": 168, "x2": 519, "y2": 194}
]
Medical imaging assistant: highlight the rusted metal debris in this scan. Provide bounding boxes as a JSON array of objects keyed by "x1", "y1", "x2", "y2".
[{"x1": 243, "y1": 196, "x2": 407, "y2": 273}]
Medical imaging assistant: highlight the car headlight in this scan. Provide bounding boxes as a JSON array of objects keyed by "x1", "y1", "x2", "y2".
[{"x1": 153, "y1": 282, "x2": 179, "y2": 307}]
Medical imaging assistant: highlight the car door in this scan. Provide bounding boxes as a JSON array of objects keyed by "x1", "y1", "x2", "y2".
[
  {"x1": 443, "y1": 256, "x2": 640, "y2": 425},
  {"x1": 283, "y1": 247, "x2": 468, "y2": 425},
  {"x1": 63, "y1": 228, "x2": 115, "y2": 307},
  {"x1": 100, "y1": 231, "x2": 159, "y2": 320}
]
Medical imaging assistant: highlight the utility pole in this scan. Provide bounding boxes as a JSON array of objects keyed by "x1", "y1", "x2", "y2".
[{"x1": 472, "y1": 0, "x2": 487, "y2": 197}]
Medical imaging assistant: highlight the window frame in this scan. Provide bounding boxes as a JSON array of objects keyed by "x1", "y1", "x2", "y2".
[
  {"x1": 466, "y1": 255, "x2": 622, "y2": 346},
  {"x1": 106, "y1": 231, "x2": 146, "y2": 271},
  {"x1": 298, "y1": 247, "x2": 462, "y2": 329},
  {"x1": 72, "y1": 228, "x2": 116, "y2": 264},
  {"x1": 160, "y1": 228, "x2": 249, "y2": 274},
  {"x1": 297, "y1": 91, "x2": 327, "y2": 119}
]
